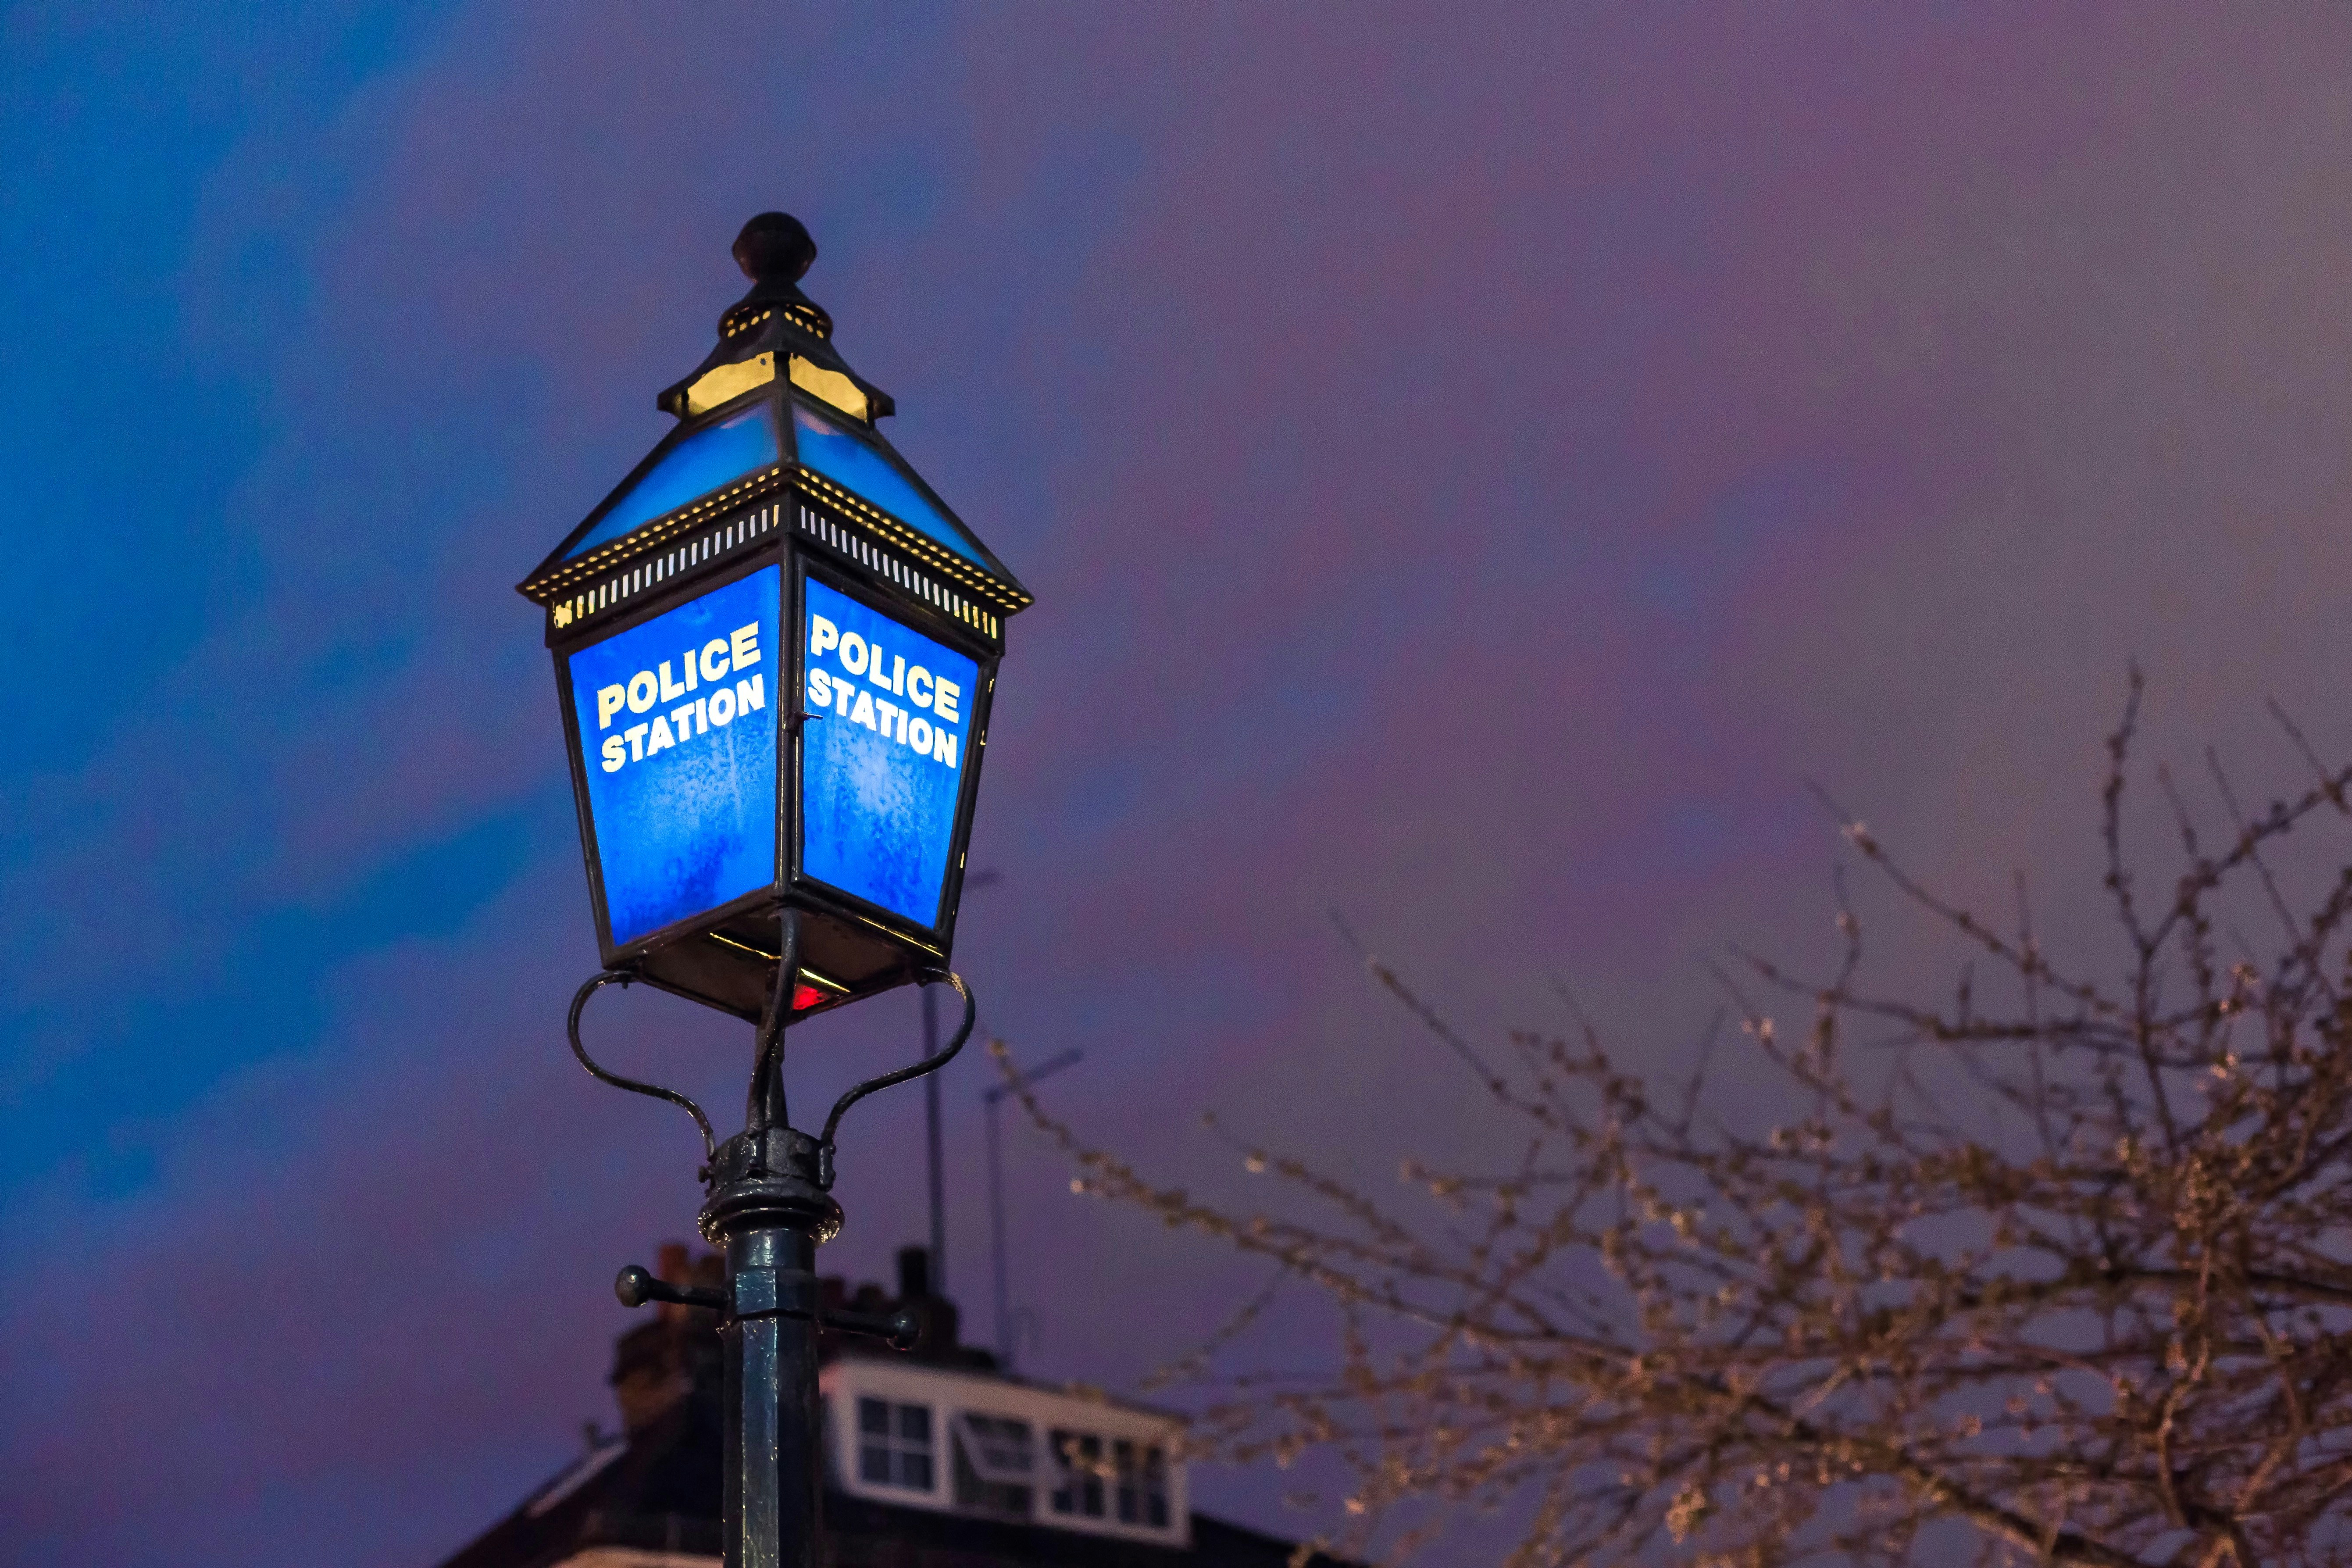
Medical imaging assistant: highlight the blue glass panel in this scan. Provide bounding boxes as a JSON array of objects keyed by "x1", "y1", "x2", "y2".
[
  {"x1": 564, "y1": 404, "x2": 779, "y2": 560},
  {"x1": 799, "y1": 578, "x2": 978, "y2": 928},
  {"x1": 571, "y1": 568, "x2": 780, "y2": 946},
  {"x1": 791, "y1": 403, "x2": 987, "y2": 567}
]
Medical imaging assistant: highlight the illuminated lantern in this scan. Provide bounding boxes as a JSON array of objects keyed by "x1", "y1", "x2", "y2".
[{"x1": 518, "y1": 213, "x2": 1028, "y2": 1021}]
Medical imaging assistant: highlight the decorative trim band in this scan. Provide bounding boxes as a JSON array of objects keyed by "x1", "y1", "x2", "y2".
[
  {"x1": 722, "y1": 303, "x2": 829, "y2": 341},
  {"x1": 791, "y1": 468, "x2": 1031, "y2": 615},
  {"x1": 796, "y1": 504, "x2": 1001, "y2": 639},
  {"x1": 525, "y1": 466, "x2": 790, "y2": 602},
  {"x1": 543, "y1": 495, "x2": 1006, "y2": 645},
  {"x1": 549, "y1": 504, "x2": 784, "y2": 632}
]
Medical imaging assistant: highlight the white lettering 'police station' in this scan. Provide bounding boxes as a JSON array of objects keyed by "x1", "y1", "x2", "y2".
[
  {"x1": 804, "y1": 614, "x2": 962, "y2": 769},
  {"x1": 594, "y1": 621, "x2": 765, "y2": 773}
]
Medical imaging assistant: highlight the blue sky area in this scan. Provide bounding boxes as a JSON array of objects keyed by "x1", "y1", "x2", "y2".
[{"x1": 8, "y1": 7, "x2": 2352, "y2": 1564}]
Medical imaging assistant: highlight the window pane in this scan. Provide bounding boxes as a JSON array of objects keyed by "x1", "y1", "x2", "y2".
[
  {"x1": 790, "y1": 402, "x2": 989, "y2": 568},
  {"x1": 564, "y1": 403, "x2": 780, "y2": 560},
  {"x1": 1145, "y1": 1447, "x2": 1169, "y2": 1527},
  {"x1": 1078, "y1": 1434, "x2": 1106, "y2": 1515},
  {"x1": 901, "y1": 1452, "x2": 934, "y2": 1491},
  {"x1": 898, "y1": 1404, "x2": 932, "y2": 1443},
  {"x1": 1049, "y1": 1430, "x2": 1078, "y2": 1513},
  {"x1": 860, "y1": 1445, "x2": 892, "y2": 1485},
  {"x1": 953, "y1": 1416, "x2": 1035, "y2": 1517},
  {"x1": 859, "y1": 1398, "x2": 891, "y2": 1436},
  {"x1": 957, "y1": 1414, "x2": 1035, "y2": 1482}
]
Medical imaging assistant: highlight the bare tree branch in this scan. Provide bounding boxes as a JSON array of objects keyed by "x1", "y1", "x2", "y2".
[{"x1": 1024, "y1": 681, "x2": 2352, "y2": 1566}]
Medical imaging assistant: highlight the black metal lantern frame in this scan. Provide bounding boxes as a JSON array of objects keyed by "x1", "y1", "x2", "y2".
[{"x1": 518, "y1": 224, "x2": 1030, "y2": 1024}]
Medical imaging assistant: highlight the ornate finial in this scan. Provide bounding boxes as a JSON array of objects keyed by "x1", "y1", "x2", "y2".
[
  {"x1": 649, "y1": 210, "x2": 879, "y2": 418},
  {"x1": 733, "y1": 213, "x2": 816, "y2": 286}
]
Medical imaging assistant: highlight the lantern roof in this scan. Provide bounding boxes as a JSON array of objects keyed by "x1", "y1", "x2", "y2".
[{"x1": 518, "y1": 213, "x2": 1029, "y2": 614}]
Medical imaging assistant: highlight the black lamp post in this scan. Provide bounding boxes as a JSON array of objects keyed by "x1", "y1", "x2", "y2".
[{"x1": 516, "y1": 213, "x2": 1030, "y2": 1568}]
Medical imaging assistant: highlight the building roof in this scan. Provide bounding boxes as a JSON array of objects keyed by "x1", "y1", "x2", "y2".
[{"x1": 427, "y1": 1247, "x2": 1327, "y2": 1568}]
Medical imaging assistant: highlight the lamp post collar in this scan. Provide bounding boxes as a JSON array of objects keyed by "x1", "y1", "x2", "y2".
[{"x1": 700, "y1": 1123, "x2": 843, "y2": 1247}]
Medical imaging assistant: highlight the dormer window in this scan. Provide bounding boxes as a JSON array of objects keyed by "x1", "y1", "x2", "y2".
[{"x1": 857, "y1": 1397, "x2": 935, "y2": 1492}]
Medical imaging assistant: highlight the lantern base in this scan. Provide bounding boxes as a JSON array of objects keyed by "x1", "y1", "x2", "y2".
[{"x1": 614, "y1": 901, "x2": 942, "y2": 1022}]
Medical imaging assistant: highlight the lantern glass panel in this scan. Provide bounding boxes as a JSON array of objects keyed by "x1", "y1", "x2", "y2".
[
  {"x1": 569, "y1": 565, "x2": 782, "y2": 945},
  {"x1": 799, "y1": 575, "x2": 978, "y2": 928},
  {"x1": 564, "y1": 402, "x2": 780, "y2": 561},
  {"x1": 790, "y1": 402, "x2": 988, "y2": 567}
]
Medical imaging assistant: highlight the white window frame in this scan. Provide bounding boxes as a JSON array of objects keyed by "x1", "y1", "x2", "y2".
[{"x1": 853, "y1": 1394, "x2": 937, "y2": 1495}]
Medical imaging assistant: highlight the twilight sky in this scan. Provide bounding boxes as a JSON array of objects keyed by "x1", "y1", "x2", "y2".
[{"x1": 7, "y1": 6, "x2": 2352, "y2": 1564}]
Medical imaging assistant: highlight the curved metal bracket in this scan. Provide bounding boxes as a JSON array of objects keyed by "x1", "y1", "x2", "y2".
[
  {"x1": 568, "y1": 971, "x2": 718, "y2": 1164},
  {"x1": 815, "y1": 970, "x2": 974, "y2": 1189}
]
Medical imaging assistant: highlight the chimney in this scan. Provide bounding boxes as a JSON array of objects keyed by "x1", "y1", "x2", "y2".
[
  {"x1": 611, "y1": 1241, "x2": 725, "y2": 1433},
  {"x1": 896, "y1": 1245, "x2": 932, "y2": 1304}
]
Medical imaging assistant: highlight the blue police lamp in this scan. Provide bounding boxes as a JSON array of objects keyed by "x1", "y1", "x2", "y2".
[
  {"x1": 518, "y1": 213, "x2": 1029, "y2": 1023},
  {"x1": 519, "y1": 213, "x2": 1033, "y2": 1568}
]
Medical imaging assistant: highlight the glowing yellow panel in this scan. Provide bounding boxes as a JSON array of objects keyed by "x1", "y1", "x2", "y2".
[
  {"x1": 684, "y1": 352, "x2": 776, "y2": 414},
  {"x1": 788, "y1": 357, "x2": 870, "y2": 421}
]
